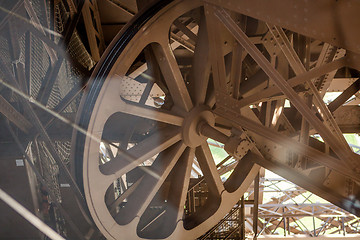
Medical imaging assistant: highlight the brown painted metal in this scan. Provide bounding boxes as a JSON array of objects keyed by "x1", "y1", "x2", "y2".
[
  {"x1": 328, "y1": 78, "x2": 360, "y2": 112},
  {"x1": 0, "y1": 96, "x2": 32, "y2": 133},
  {"x1": 1, "y1": 0, "x2": 360, "y2": 239},
  {"x1": 215, "y1": 8, "x2": 358, "y2": 171},
  {"x1": 206, "y1": 0, "x2": 360, "y2": 54}
]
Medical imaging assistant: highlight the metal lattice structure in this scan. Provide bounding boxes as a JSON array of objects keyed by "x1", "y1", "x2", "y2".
[
  {"x1": 200, "y1": 173, "x2": 360, "y2": 239},
  {"x1": 0, "y1": 0, "x2": 360, "y2": 239}
]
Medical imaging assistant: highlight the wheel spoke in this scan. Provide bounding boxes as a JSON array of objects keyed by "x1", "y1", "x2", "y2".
[
  {"x1": 195, "y1": 143, "x2": 224, "y2": 197},
  {"x1": 100, "y1": 126, "x2": 182, "y2": 183},
  {"x1": 98, "y1": 76, "x2": 183, "y2": 126},
  {"x1": 151, "y1": 43, "x2": 193, "y2": 112},
  {"x1": 204, "y1": 4, "x2": 228, "y2": 93},
  {"x1": 224, "y1": 152, "x2": 256, "y2": 193},
  {"x1": 120, "y1": 101, "x2": 184, "y2": 126},
  {"x1": 114, "y1": 142, "x2": 186, "y2": 224},
  {"x1": 109, "y1": 177, "x2": 142, "y2": 214},
  {"x1": 189, "y1": 13, "x2": 211, "y2": 105},
  {"x1": 167, "y1": 147, "x2": 195, "y2": 221},
  {"x1": 137, "y1": 147, "x2": 195, "y2": 236}
]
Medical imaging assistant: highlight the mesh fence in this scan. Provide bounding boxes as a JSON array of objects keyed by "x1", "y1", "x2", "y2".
[
  {"x1": 0, "y1": 0, "x2": 90, "y2": 206},
  {"x1": 30, "y1": 33, "x2": 50, "y2": 98},
  {"x1": 0, "y1": 0, "x2": 102, "y2": 236}
]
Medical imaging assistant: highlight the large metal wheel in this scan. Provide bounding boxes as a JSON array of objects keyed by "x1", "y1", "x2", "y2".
[
  {"x1": 73, "y1": 1, "x2": 261, "y2": 239},
  {"x1": 73, "y1": 0, "x2": 360, "y2": 239}
]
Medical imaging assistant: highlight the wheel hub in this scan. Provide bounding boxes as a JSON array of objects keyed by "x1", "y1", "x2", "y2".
[{"x1": 182, "y1": 105, "x2": 215, "y2": 147}]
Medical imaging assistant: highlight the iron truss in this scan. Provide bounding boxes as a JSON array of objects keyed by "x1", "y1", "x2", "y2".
[
  {"x1": 200, "y1": 175, "x2": 360, "y2": 239},
  {"x1": 0, "y1": 0, "x2": 360, "y2": 239}
]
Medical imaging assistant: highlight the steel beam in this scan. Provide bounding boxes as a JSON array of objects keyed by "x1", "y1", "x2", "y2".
[
  {"x1": 205, "y1": 0, "x2": 360, "y2": 54},
  {"x1": 214, "y1": 8, "x2": 359, "y2": 171},
  {"x1": 247, "y1": 151, "x2": 360, "y2": 216},
  {"x1": 214, "y1": 95, "x2": 358, "y2": 182},
  {"x1": 267, "y1": 24, "x2": 352, "y2": 162},
  {"x1": 0, "y1": 96, "x2": 32, "y2": 133},
  {"x1": 237, "y1": 58, "x2": 346, "y2": 108},
  {"x1": 253, "y1": 173, "x2": 260, "y2": 239},
  {"x1": 328, "y1": 78, "x2": 360, "y2": 112},
  {"x1": 204, "y1": 4, "x2": 228, "y2": 93}
]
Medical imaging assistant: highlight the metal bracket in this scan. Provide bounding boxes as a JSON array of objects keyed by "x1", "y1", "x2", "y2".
[{"x1": 224, "y1": 127, "x2": 252, "y2": 159}]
